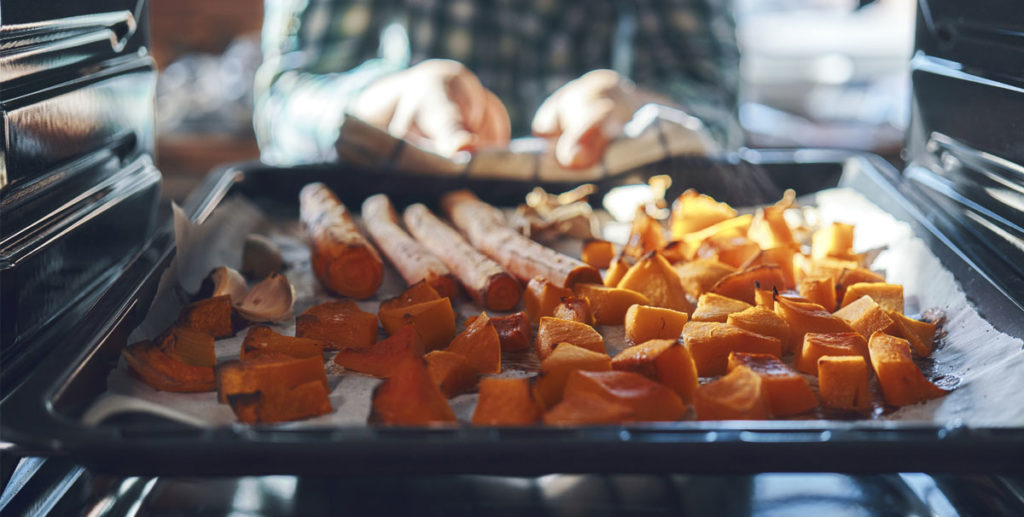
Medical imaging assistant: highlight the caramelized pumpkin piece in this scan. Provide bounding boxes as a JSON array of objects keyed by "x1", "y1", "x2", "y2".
[
  {"x1": 563, "y1": 370, "x2": 686, "y2": 421},
  {"x1": 696, "y1": 236, "x2": 761, "y2": 269},
  {"x1": 741, "y1": 247, "x2": 797, "y2": 290},
  {"x1": 296, "y1": 300, "x2": 378, "y2": 350},
  {"x1": 612, "y1": 339, "x2": 699, "y2": 405},
  {"x1": 553, "y1": 295, "x2": 595, "y2": 325},
  {"x1": 774, "y1": 296, "x2": 854, "y2": 345},
  {"x1": 868, "y1": 332, "x2": 946, "y2": 407},
  {"x1": 669, "y1": 189, "x2": 737, "y2": 239},
  {"x1": 798, "y1": 276, "x2": 837, "y2": 312},
  {"x1": 624, "y1": 304, "x2": 689, "y2": 345},
  {"x1": 543, "y1": 393, "x2": 636, "y2": 426},
  {"x1": 227, "y1": 380, "x2": 332, "y2": 424},
  {"x1": 332, "y1": 324, "x2": 424, "y2": 377},
  {"x1": 377, "y1": 280, "x2": 442, "y2": 315},
  {"x1": 817, "y1": 355, "x2": 871, "y2": 411},
  {"x1": 833, "y1": 295, "x2": 895, "y2": 339},
  {"x1": 695, "y1": 366, "x2": 771, "y2": 420},
  {"x1": 753, "y1": 288, "x2": 775, "y2": 310},
  {"x1": 886, "y1": 311, "x2": 937, "y2": 358},
  {"x1": 370, "y1": 356, "x2": 457, "y2": 425},
  {"x1": 710, "y1": 265, "x2": 786, "y2": 305},
  {"x1": 617, "y1": 252, "x2": 693, "y2": 313},
  {"x1": 660, "y1": 241, "x2": 689, "y2": 264},
  {"x1": 674, "y1": 259, "x2": 737, "y2": 299},
  {"x1": 623, "y1": 207, "x2": 667, "y2": 259},
  {"x1": 468, "y1": 311, "x2": 531, "y2": 352},
  {"x1": 573, "y1": 284, "x2": 650, "y2": 325},
  {"x1": 603, "y1": 255, "x2": 631, "y2": 287},
  {"x1": 691, "y1": 293, "x2": 752, "y2": 323},
  {"x1": 241, "y1": 325, "x2": 323, "y2": 361},
  {"x1": 836, "y1": 268, "x2": 886, "y2": 302},
  {"x1": 123, "y1": 340, "x2": 215, "y2": 393},
  {"x1": 727, "y1": 352, "x2": 817, "y2": 417},
  {"x1": 811, "y1": 222, "x2": 856, "y2": 260},
  {"x1": 726, "y1": 306, "x2": 795, "y2": 354},
  {"x1": 581, "y1": 239, "x2": 616, "y2": 269},
  {"x1": 424, "y1": 350, "x2": 477, "y2": 398},
  {"x1": 840, "y1": 283, "x2": 904, "y2": 313},
  {"x1": 177, "y1": 295, "x2": 234, "y2": 338},
  {"x1": 217, "y1": 354, "x2": 328, "y2": 404},
  {"x1": 472, "y1": 377, "x2": 542, "y2": 426},
  {"x1": 378, "y1": 297, "x2": 456, "y2": 351},
  {"x1": 159, "y1": 326, "x2": 216, "y2": 368},
  {"x1": 682, "y1": 321, "x2": 782, "y2": 376},
  {"x1": 679, "y1": 214, "x2": 753, "y2": 261},
  {"x1": 795, "y1": 332, "x2": 869, "y2": 375},
  {"x1": 446, "y1": 312, "x2": 501, "y2": 374},
  {"x1": 524, "y1": 276, "x2": 574, "y2": 323},
  {"x1": 536, "y1": 317, "x2": 605, "y2": 360},
  {"x1": 533, "y1": 343, "x2": 612, "y2": 409},
  {"x1": 808, "y1": 257, "x2": 863, "y2": 288}
]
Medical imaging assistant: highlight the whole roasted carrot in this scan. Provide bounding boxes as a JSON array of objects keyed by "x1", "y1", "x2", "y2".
[
  {"x1": 441, "y1": 190, "x2": 602, "y2": 289},
  {"x1": 362, "y1": 194, "x2": 458, "y2": 299},
  {"x1": 404, "y1": 203, "x2": 522, "y2": 311},
  {"x1": 299, "y1": 183, "x2": 383, "y2": 299}
]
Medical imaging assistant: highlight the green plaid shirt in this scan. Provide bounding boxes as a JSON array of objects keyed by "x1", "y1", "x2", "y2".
[{"x1": 255, "y1": 0, "x2": 741, "y2": 165}]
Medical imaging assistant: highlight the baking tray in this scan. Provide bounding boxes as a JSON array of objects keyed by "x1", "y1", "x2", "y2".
[{"x1": 2, "y1": 150, "x2": 1022, "y2": 476}]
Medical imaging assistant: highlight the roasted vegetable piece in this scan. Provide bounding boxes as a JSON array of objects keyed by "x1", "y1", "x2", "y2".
[
  {"x1": 795, "y1": 332, "x2": 869, "y2": 375},
  {"x1": 669, "y1": 189, "x2": 736, "y2": 239},
  {"x1": 868, "y1": 332, "x2": 946, "y2": 407},
  {"x1": 612, "y1": 339, "x2": 698, "y2": 405},
  {"x1": 217, "y1": 355, "x2": 329, "y2": 404},
  {"x1": 836, "y1": 268, "x2": 886, "y2": 302},
  {"x1": 886, "y1": 311, "x2": 937, "y2": 357},
  {"x1": 840, "y1": 283, "x2": 904, "y2": 313},
  {"x1": 753, "y1": 287, "x2": 776, "y2": 309},
  {"x1": 553, "y1": 295, "x2": 595, "y2": 325},
  {"x1": 524, "y1": 276, "x2": 574, "y2": 323},
  {"x1": 472, "y1": 377, "x2": 542, "y2": 426},
  {"x1": 581, "y1": 239, "x2": 616, "y2": 269},
  {"x1": 696, "y1": 236, "x2": 761, "y2": 269},
  {"x1": 726, "y1": 306, "x2": 795, "y2": 354},
  {"x1": 177, "y1": 295, "x2": 234, "y2": 338},
  {"x1": 691, "y1": 293, "x2": 752, "y2": 323},
  {"x1": 467, "y1": 311, "x2": 532, "y2": 352},
  {"x1": 296, "y1": 300, "x2": 378, "y2": 350},
  {"x1": 573, "y1": 284, "x2": 650, "y2": 325},
  {"x1": 624, "y1": 304, "x2": 688, "y2": 345},
  {"x1": 227, "y1": 379, "x2": 332, "y2": 424},
  {"x1": 678, "y1": 214, "x2": 753, "y2": 261},
  {"x1": 424, "y1": 350, "x2": 478, "y2": 398},
  {"x1": 798, "y1": 276, "x2": 837, "y2": 312},
  {"x1": 536, "y1": 317, "x2": 605, "y2": 360},
  {"x1": 623, "y1": 207, "x2": 667, "y2": 259},
  {"x1": 773, "y1": 295, "x2": 855, "y2": 344},
  {"x1": 817, "y1": 355, "x2": 872, "y2": 411},
  {"x1": 710, "y1": 265, "x2": 786, "y2": 305},
  {"x1": 741, "y1": 247, "x2": 797, "y2": 290},
  {"x1": 834, "y1": 295, "x2": 896, "y2": 339},
  {"x1": 445, "y1": 312, "x2": 501, "y2": 374},
  {"x1": 299, "y1": 182, "x2": 383, "y2": 299},
  {"x1": 562, "y1": 370, "x2": 686, "y2": 421},
  {"x1": 370, "y1": 356, "x2": 457, "y2": 425},
  {"x1": 811, "y1": 222, "x2": 856, "y2": 260},
  {"x1": 682, "y1": 321, "x2": 782, "y2": 376},
  {"x1": 332, "y1": 324, "x2": 425, "y2": 377},
  {"x1": 159, "y1": 327, "x2": 216, "y2": 367},
  {"x1": 727, "y1": 352, "x2": 817, "y2": 417},
  {"x1": 362, "y1": 194, "x2": 458, "y2": 299},
  {"x1": 617, "y1": 252, "x2": 693, "y2": 313},
  {"x1": 659, "y1": 241, "x2": 689, "y2": 264},
  {"x1": 533, "y1": 343, "x2": 613, "y2": 409},
  {"x1": 241, "y1": 325, "x2": 323, "y2": 360},
  {"x1": 378, "y1": 297, "x2": 457, "y2": 351},
  {"x1": 695, "y1": 366, "x2": 771, "y2": 420},
  {"x1": 123, "y1": 340, "x2": 215, "y2": 393},
  {"x1": 603, "y1": 255, "x2": 631, "y2": 287},
  {"x1": 543, "y1": 393, "x2": 636, "y2": 426},
  {"x1": 378, "y1": 280, "x2": 442, "y2": 315}
]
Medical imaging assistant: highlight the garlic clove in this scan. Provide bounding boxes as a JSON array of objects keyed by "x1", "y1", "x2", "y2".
[
  {"x1": 234, "y1": 272, "x2": 295, "y2": 323},
  {"x1": 241, "y1": 234, "x2": 284, "y2": 279},
  {"x1": 196, "y1": 266, "x2": 249, "y2": 303}
]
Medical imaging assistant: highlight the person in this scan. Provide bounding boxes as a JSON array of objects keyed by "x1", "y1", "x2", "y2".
[{"x1": 254, "y1": 0, "x2": 741, "y2": 170}]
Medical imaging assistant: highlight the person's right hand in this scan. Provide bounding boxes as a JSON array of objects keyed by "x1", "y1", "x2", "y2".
[{"x1": 350, "y1": 59, "x2": 510, "y2": 157}]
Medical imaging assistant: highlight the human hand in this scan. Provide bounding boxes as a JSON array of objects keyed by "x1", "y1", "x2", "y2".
[{"x1": 351, "y1": 59, "x2": 510, "y2": 157}]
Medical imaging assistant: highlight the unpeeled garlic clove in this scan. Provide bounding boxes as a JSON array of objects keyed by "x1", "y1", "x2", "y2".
[
  {"x1": 242, "y1": 234, "x2": 284, "y2": 278},
  {"x1": 196, "y1": 266, "x2": 249, "y2": 303},
  {"x1": 234, "y1": 272, "x2": 295, "y2": 323}
]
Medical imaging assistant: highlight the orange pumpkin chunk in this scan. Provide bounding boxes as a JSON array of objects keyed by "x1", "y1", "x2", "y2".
[
  {"x1": 799, "y1": 276, "x2": 837, "y2": 312},
  {"x1": 742, "y1": 247, "x2": 797, "y2": 290},
  {"x1": 123, "y1": 340, "x2": 215, "y2": 393},
  {"x1": 691, "y1": 293, "x2": 752, "y2": 323},
  {"x1": 836, "y1": 268, "x2": 886, "y2": 302},
  {"x1": 177, "y1": 295, "x2": 234, "y2": 338},
  {"x1": 424, "y1": 350, "x2": 477, "y2": 398},
  {"x1": 533, "y1": 343, "x2": 612, "y2": 409},
  {"x1": 754, "y1": 288, "x2": 775, "y2": 310},
  {"x1": 332, "y1": 324, "x2": 424, "y2": 377},
  {"x1": 241, "y1": 325, "x2": 323, "y2": 361},
  {"x1": 536, "y1": 317, "x2": 605, "y2": 360},
  {"x1": 679, "y1": 214, "x2": 753, "y2": 260},
  {"x1": 682, "y1": 321, "x2": 782, "y2": 376},
  {"x1": 726, "y1": 307, "x2": 795, "y2": 355},
  {"x1": 840, "y1": 283, "x2": 904, "y2": 313},
  {"x1": 674, "y1": 259, "x2": 737, "y2": 299},
  {"x1": 370, "y1": 356, "x2": 456, "y2": 425},
  {"x1": 574, "y1": 284, "x2": 650, "y2": 325},
  {"x1": 796, "y1": 332, "x2": 868, "y2": 375},
  {"x1": 553, "y1": 295, "x2": 595, "y2": 325},
  {"x1": 159, "y1": 326, "x2": 216, "y2": 368},
  {"x1": 472, "y1": 377, "x2": 541, "y2": 426},
  {"x1": 378, "y1": 297, "x2": 456, "y2": 351},
  {"x1": 817, "y1": 355, "x2": 871, "y2": 411},
  {"x1": 543, "y1": 393, "x2": 636, "y2": 426},
  {"x1": 445, "y1": 312, "x2": 501, "y2": 374},
  {"x1": 660, "y1": 241, "x2": 689, "y2": 264},
  {"x1": 617, "y1": 252, "x2": 693, "y2": 313},
  {"x1": 669, "y1": 189, "x2": 737, "y2": 239},
  {"x1": 297, "y1": 300, "x2": 378, "y2": 350},
  {"x1": 217, "y1": 354, "x2": 329, "y2": 404},
  {"x1": 603, "y1": 255, "x2": 631, "y2": 287},
  {"x1": 612, "y1": 339, "x2": 699, "y2": 405},
  {"x1": 695, "y1": 366, "x2": 771, "y2": 420},
  {"x1": 811, "y1": 222, "x2": 856, "y2": 260},
  {"x1": 624, "y1": 304, "x2": 689, "y2": 345},
  {"x1": 834, "y1": 295, "x2": 896, "y2": 339},
  {"x1": 807, "y1": 257, "x2": 862, "y2": 287},
  {"x1": 868, "y1": 332, "x2": 946, "y2": 407},
  {"x1": 228, "y1": 379, "x2": 332, "y2": 424},
  {"x1": 468, "y1": 311, "x2": 532, "y2": 352},
  {"x1": 377, "y1": 280, "x2": 442, "y2": 315},
  {"x1": 887, "y1": 311, "x2": 937, "y2": 358},
  {"x1": 696, "y1": 236, "x2": 761, "y2": 269},
  {"x1": 727, "y1": 352, "x2": 817, "y2": 416},
  {"x1": 624, "y1": 207, "x2": 667, "y2": 259},
  {"x1": 774, "y1": 296, "x2": 854, "y2": 344},
  {"x1": 582, "y1": 239, "x2": 616, "y2": 269},
  {"x1": 710, "y1": 265, "x2": 786, "y2": 305},
  {"x1": 563, "y1": 370, "x2": 686, "y2": 421},
  {"x1": 524, "y1": 276, "x2": 574, "y2": 323}
]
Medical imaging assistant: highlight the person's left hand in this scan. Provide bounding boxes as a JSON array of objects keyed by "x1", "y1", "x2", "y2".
[{"x1": 531, "y1": 70, "x2": 647, "y2": 169}]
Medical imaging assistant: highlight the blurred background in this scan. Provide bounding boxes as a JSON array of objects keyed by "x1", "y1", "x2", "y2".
[{"x1": 152, "y1": 0, "x2": 915, "y2": 200}]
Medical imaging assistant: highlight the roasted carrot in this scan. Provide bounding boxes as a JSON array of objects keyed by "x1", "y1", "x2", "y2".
[
  {"x1": 403, "y1": 203, "x2": 521, "y2": 311},
  {"x1": 441, "y1": 190, "x2": 601, "y2": 288},
  {"x1": 361, "y1": 194, "x2": 458, "y2": 299},
  {"x1": 299, "y1": 183, "x2": 383, "y2": 299}
]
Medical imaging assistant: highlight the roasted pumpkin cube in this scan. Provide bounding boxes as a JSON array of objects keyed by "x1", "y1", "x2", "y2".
[
  {"x1": 710, "y1": 265, "x2": 786, "y2": 305},
  {"x1": 159, "y1": 326, "x2": 216, "y2": 368},
  {"x1": 840, "y1": 283, "x2": 904, "y2": 313},
  {"x1": 836, "y1": 268, "x2": 886, "y2": 302},
  {"x1": 726, "y1": 306, "x2": 795, "y2": 354},
  {"x1": 536, "y1": 317, "x2": 605, "y2": 360},
  {"x1": 669, "y1": 189, "x2": 737, "y2": 239},
  {"x1": 424, "y1": 350, "x2": 477, "y2": 398},
  {"x1": 370, "y1": 356, "x2": 457, "y2": 425},
  {"x1": 695, "y1": 366, "x2": 771, "y2": 420},
  {"x1": 624, "y1": 304, "x2": 689, "y2": 345},
  {"x1": 798, "y1": 276, "x2": 837, "y2": 312},
  {"x1": 217, "y1": 354, "x2": 328, "y2": 404},
  {"x1": 553, "y1": 295, "x2": 595, "y2": 325},
  {"x1": 682, "y1": 321, "x2": 782, "y2": 376},
  {"x1": 807, "y1": 257, "x2": 862, "y2": 287},
  {"x1": 612, "y1": 339, "x2": 698, "y2": 405},
  {"x1": 123, "y1": 340, "x2": 215, "y2": 393},
  {"x1": 603, "y1": 255, "x2": 631, "y2": 287},
  {"x1": 296, "y1": 300, "x2": 378, "y2": 350},
  {"x1": 696, "y1": 236, "x2": 761, "y2": 269},
  {"x1": 332, "y1": 324, "x2": 425, "y2": 377},
  {"x1": 563, "y1": 370, "x2": 686, "y2": 421},
  {"x1": 674, "y1": 259, "x2": 736, "y2": 299},
  {"x1": 754, "y1": 287, "x2": 775, "y2": 310},
  {"x1": 177, "y1": 295, "x2": 234, "y2": 338},
  {"x1": 377, "y1": 280, "x2": 442, "y2": 315},
  {"x1": 741, "y1": 247, "x2": 797, "y2": 290},
  {"x1": 582, "y1": 239, "x2": 616, "y2": 269},
  {"x1": 868, "y1": 332, "x2": 946, "y2": 407},
  {"x1": 811, "y1": 222, "x2": 856, "y2": 260},
  {"x1": 574, "y1": 284, "x2": 650, "y2": 325},
  {"x1": 679, "y1": 214, "x2": 754, "y2": 261},
  {"x1": 795, "y1": 332, "x2": 869, "y2": 375},
  {"x1": 472, "y1": 377, "x2": 542, "y2": 426},
  {"x1": 774, "y1": 295, "x2": 855, "y2": 344},
  {"x1": 468, "y1": 311, "x2": 532, "y2": 352},
  {"x1": 660, "y1": 241, "x2": 689, "y2": 264},
  {"x1": 886, "y1": 310, "x2": 937, "y2": 358},
  {"x1": 446, "y1": 312, "x2": 501, "y2": 374},
  {"x1": 834, "y1": 295, "x2": 896, "y2": 339},
  {"x1": 691, "y1": 293, "x2": 752, "y2": 323},
  {"x1": 524, "y1": 276, "x2": 574, "y2": 323},
  {"x1": 378, "y1": 297, "x2": 456, "y2": 351},
  {"x1": 241, "y1": 325, "x2": 323, "y2": 361},
  {"x1": 617, "y1": 252, "x2": 693, "y2": 313},
  {"x1": 227, "y1": 379, "x2": 332, "y2": 424},
  {"x1": 533, "y1": 343, "x2": 612, "y2": 409},
  {"x1": 543, "y1": 393, "x2": 636, "y2": 425},
  {"x1": 817, "y1": 355, "x2": 871, "y2": 411},
  {"x1": 624, "y1": 207, "x2": 667, "y2": 259},
  {"x1": 727, "y1": 352, "x2": 817, "y2": 416},
  {"x1": 750, "y1": 205, "x2": 797, "y2": 250}
]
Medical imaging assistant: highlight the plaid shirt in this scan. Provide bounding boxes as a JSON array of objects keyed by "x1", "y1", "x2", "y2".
[{"x1": 255, "y1": 0, "x2": 741, "y2": 165}]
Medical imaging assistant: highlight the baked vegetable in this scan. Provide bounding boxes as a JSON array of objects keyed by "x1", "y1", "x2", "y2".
[
  {"x1": 123, "y1": 340, "x2": 215, "y2": 393},
  {"x1": 616, "y1": 252, "x2": 693, "y2": 313},
  {"x1": 834, "y1": 295, "x2": 896, "y2": 339},
  {"x1": 727, "y1": 352, "x2": 817, "y2": 417},
  {"x1": 683, "y1": 321, "x2": 782, "y2": 376},
  {"x1": 573, "y1": 284, "x2": 651, "y2": 325},
  {"x1": 296, "y1": 300, "x2": 378, "y2": 350},
  {"x1": 795, "y1": 332, "x2": 869, "y2": 375},
  {"x1": 332, "y1": 324, "x2": 424, "y2": 377},
  {"x1": 467, "y1": 311, "x2": 532, "y2": 352},
  {"x1": 691, "y1": 293, "x2": 752, "y2": 323},
  {"x1": 552, "y1": 295, "x2": 595, "y2": 325},
  {"x1": 726, "y1": 306, "x2": 795, "y2": 354},
  {"x1": 241, "y1": 325, "x2": 323, "y2": 361},
  {"x1": 533, "y1": 343, "x2": 612, "y2": 409},
  {"x1": 868, "y1": 331, "x2": 946, "y2": 406},
  {"x1": 674, "y1": 259, "x2": 737, "y2": 299},
  {"x1": 695, "y1": 366, "x2": 771, "y2": 420},
  {"x1": 177, "y1": 295, "x2": 234, "y2": 338},
  {"x1": 524, "y1": 276, "x2": 573, "y2": 323},
  {"x1": 424, "y1": 350, "x2": 478, "y2": 398},
  {"x1": 581, "y1": 239, "x2": 616, "y2": 268},
  {"x1": 378, "y1": 297, "x2": 457, "y2": 351},
  {"x1": 217, "y1": 355, "x2": 331, "y2": 423},
  {"x1": 370, "y1": 357, "x2": 457, "y2": 425},
  {"x1": 472, "y1": 377, "x2": 542, "y2": 426},
  {"x1": 817, "y1": 355, "x2": 872, "y2": 411},
  {"x1": 710, "y1": 265, "x2": 786, "y2": 305},
  {"x1": 536, "y1": 317, "x2": 605, "y2": 360},
  {"x1": 612, "y1": 339, "x2": 699, "y2": 405},
  {"x1": 624, "y1": 304, "x2": 688, "y2": 345},
  {"x1": 562, "y1": 370, "x2": 686, "y2": 421},
  {"x1": 445, "y1": 312, "x2": 501, "y2": 374},
  {"x1": 798, "y1": 276, "x2": 837, "y2": 312}
]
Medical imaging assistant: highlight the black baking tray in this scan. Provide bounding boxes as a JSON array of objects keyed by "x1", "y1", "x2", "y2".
[{"x1": 1, "y1": 149, "x2": 1022, "y2": 476}]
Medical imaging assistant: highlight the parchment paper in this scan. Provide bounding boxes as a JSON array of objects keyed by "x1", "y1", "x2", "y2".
[{"x1": 83, "y1": 188, "x2": 1024, "y2": 428}]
